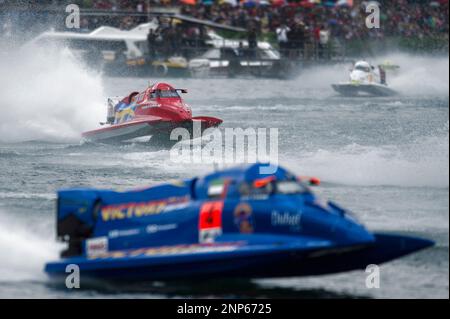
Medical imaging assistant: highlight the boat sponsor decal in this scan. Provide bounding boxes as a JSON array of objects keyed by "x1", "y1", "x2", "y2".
[
  {"x1": 207, "y1": 179, "x2": 225, "y2": 197},
  {"x1": 108, "y1": 228, "x2": 140, "y2": 238},
  {"x1": 198, "y1": 201, "x2": 223, "y2": 243},
  {"x1": 233, "y1": 202, "x2": 254, "y2": 234},
  {"x1": 161, "y1": 201, "x2": 190, "y2": 213},
  {"x1": 271, "y1": 211, "x2": 302, "y2": 231},
  {"x1": 88, "y1": 242, "x2": 242, "y2": 260},
  {"x1": 86, "y1": 236, "x2": 108, "y2": 257},
  {"x1": 100, "y1": 197, "x2": 189, "y2": 222},
  {"x1": 146, "y1": 223, "x2": 178, "y2": 234},
  {"x1": 114, "y1": 106, "x2": 136, "y2": 124}
]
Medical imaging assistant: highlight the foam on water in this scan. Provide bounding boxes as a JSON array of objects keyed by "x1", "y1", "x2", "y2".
[{"x1": 0, "y1": 43, "x2": 105, "y2": 143}]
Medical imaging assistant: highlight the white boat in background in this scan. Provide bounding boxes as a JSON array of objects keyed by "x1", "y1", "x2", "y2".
[
  {"x1": 29, "y1": 22, "x2": 156, "y2": 61},
  {"x1": 188, "y1": 42, "x2": 282, "y2": 78},
  {"x1": 332, "y1": 60, "x2": 398, "y2": 97}
]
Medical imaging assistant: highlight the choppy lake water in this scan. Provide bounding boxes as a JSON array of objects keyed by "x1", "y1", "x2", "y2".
[{"x1": 0, "y1": 50, "x2": 448, "y2": 298}]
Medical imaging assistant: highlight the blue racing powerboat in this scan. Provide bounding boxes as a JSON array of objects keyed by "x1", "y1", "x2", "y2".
[{"x1": 45, "y1": 163, "x2": 433, "y2": 282}]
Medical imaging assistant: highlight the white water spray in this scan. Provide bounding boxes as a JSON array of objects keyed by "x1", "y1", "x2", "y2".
[
  {"x1": 0, "y1": 42, "x2": 105, "y2": 143},
  {"x1": 0, "y1": 211, "x2": 60, "y2": 282}
]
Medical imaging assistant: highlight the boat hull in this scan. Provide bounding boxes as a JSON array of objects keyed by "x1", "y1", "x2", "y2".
[
  {"x1": 82, "y1": 117, "x2": 222, "y2": 143},
  {"x1": 332, "y1": 83, "x2": 397, "y2": 97},
  {"x1": 45, "y1": 233, "x2": 433, "y2": 282}
]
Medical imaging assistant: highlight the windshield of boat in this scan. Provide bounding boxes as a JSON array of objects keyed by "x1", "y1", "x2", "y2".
[
  {"x1": 275, "y1": 180, "x2": 309, "y2": 195},
  {"x1": 151, "y1": 90, "x2": 180, "y2": 98},
  {"x1": 239, "y1": 179, "x2": 308, "y2": 197},
  {"x1": 354, "y1": 65, "x2": 371, "y2": 72}
]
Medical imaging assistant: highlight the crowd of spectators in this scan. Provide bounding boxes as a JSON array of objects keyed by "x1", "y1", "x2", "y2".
[
  {"x1": 1, "y1": 0, "x2": 448, "y2": 55},
  {"x1": 77, "y1": 1, "x2": 449, "y2": 40}
]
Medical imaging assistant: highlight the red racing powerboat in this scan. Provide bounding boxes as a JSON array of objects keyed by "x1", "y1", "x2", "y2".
[{"x1": 82, "y1": 82, "x2": 222, "y2": 143}]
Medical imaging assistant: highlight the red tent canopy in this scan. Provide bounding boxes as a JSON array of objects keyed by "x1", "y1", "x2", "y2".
[{"x1": 180, "y1": 0, "x2": 197, "y2": 5}]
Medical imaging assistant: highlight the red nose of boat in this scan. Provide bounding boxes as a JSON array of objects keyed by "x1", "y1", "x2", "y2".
[{"x1": 156, "y1": 101, "x2": 192, "y2": 121}]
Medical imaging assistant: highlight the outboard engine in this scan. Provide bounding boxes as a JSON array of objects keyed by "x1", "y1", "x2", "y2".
[{"x1": 56, "y1": 190, "x2": 100, "y2": 257}]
